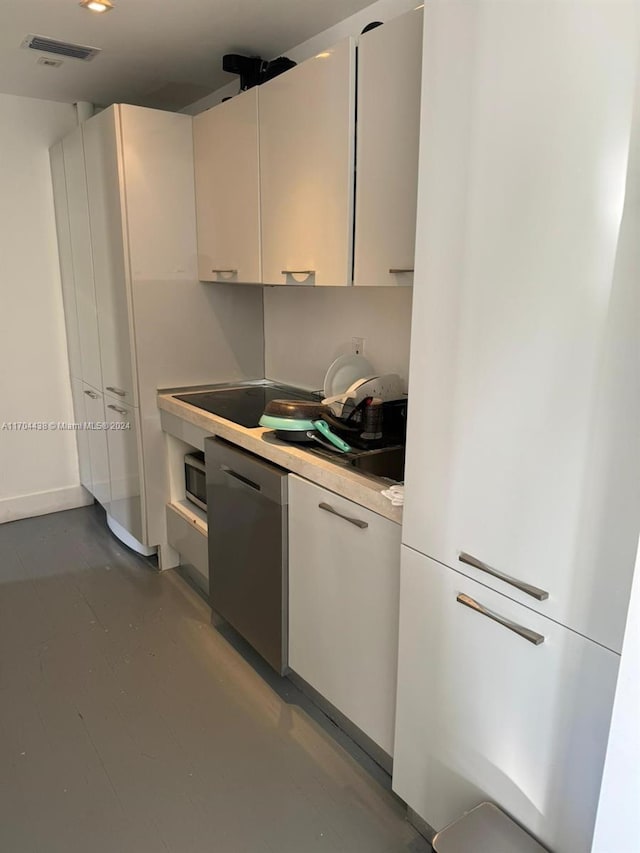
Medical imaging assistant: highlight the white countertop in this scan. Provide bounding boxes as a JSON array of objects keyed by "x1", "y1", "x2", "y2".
[{"x1": 157, "y1": 391, "x2": 403, "y2": 525}]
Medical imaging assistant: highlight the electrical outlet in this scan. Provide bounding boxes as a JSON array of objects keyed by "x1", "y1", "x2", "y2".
[{"x1": 352, "y1": 337, "x2": 365, "y2": 356}]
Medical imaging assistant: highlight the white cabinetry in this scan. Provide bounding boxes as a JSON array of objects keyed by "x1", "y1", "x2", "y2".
[
  {"x1": 51, "y1": 105, "x2": 202, "y2": 554},
  {"x1": 50, "y1": 142, "x2": 82, "y2": 381},
  {"x1": 69, "y1": 378, "x2": 91, "y2": 490},
  {"x1": 61, "y1": 128, "x2": 102, "y2": 391},
  {"x1": 83, "y1": 109, "x2": 135, "y2": 405},
  {"x1": 393, "y1": 547, "x2": 618, "y2": 853},
  {"x1": 105, "y1": 398, "x2": 143, "y2": 544},
  {"x1": 194, "y1": 89, "x2": 261, "y2": 283},
  {"x1": 82, "y1": 385, "x2": 111, "y2": 509},
  {"x1": 288, "y1": 475, "x2": 400, "y2": 755},
  {"x1": 354, "y1": 9, "x2": 423, "y2": 286},
  {"x1": 402, "y1": 1, "x2": 639, "y2": 653},
  {"x1": 259, "y1": 39, "x2": 355, "y2": 286}
]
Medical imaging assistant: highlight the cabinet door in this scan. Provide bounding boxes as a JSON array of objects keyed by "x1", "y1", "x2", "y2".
[
  {"x1": 403, "y1": 1, "x2": 640, "y2": 652},
  {"x1": 259, "y1": 39, "x2": 355, "y2": 286},
  {"x1": 83, "y1": 107, "x2": 136, "y2": 405},
  {"x1": 194, "y1": 90, "x2": 261, "y2": 283},
  {"x1": 354, "y1": 8, "x2": 422, "y2": 287},
  {"x1": 70, "y1": 378, "x2": 92, "y2": 491},
  {"x1": 82, "y1": 384, "x2": 111, "y2": 509},
  {"x1": 288, "y1": 475, "x2": 400, "y2": 754},
  {"x1": 392, "y1": 547, "x2": 618, "y2": 853},
  {"x1": 62, "y1": 128, "x2": 102, "y2": 391},
  {"x1": 118, "y1": 105, "x2": 196, "y2": 284},
  {"x1": 50, "y1": 142, "x2": 83, "y2": 380},
  {"x1": 104, "y1": 398, "x2": 144, "y2": 544}
]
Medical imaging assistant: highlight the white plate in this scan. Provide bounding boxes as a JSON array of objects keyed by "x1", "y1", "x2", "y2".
[{"x1": 323, "y1": 354, "x2": 375, "y2": 398}]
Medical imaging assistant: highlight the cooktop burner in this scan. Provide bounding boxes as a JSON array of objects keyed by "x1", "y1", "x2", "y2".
[{"x1": 174, "y1": 383, "x2": 320, "y2": 429}]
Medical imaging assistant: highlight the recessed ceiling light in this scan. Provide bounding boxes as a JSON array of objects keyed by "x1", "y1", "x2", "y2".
[{"x1": 79, "y1": 0, "x2": 114, "y2": 12}]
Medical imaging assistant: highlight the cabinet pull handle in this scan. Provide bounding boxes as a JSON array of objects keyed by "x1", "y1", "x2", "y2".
[
  {"x1": 107, "y1": 404, "x2": 128, "y2": 416},
  {"x1": 456, "y1": 593, "x2": 545, "y2": 646},
  {"x1": 318, "y1": 502, "x2": 368, "y2": 529},
  {"x1": 458, "y1": 551, "x2": 549, "y2": 601},
  {"x1": 83, "y1": 390, "x2": 99, "y2": 399},
  {"x1": 222, "y1": 467, "x2": 261, "y2": 492},
  {"x1": 281, "y1": 269, "x2": 315, "y2": 276},
  {"x1": 106, "y1": 386, "x2": 127, "y2": 397},
  {"x1": 389, "y1": 268, "x2": 414, "y2": 273},
  {"x1": 211, "y1": 269, "x2": 238, "y2": 274}
]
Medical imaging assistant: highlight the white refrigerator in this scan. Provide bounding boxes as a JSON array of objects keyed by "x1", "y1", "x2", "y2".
[{"x1": 392, "y1": 2, "x2": 640, "y2": 852}]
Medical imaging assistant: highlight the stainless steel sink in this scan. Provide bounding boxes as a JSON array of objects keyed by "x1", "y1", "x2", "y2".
[
  {"x1": 304, "y1": 443, "x2": 405, "y2": 483},
  {"x1": 348, "y1": 446, "x2": 405, "y2": 483}
]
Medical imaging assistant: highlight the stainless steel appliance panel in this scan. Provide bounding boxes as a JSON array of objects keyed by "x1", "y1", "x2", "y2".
[{"x1": 205, "y1": 437, "x2": 288, "y2": 673}]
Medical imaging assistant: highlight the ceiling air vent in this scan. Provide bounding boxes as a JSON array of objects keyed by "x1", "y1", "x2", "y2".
[{"x1": 21, "y1": 34, "x2": 101, "y2": 61}]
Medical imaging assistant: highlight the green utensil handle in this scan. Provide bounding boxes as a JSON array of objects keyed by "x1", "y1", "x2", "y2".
[{"x1": 313, "y1": 420, "x2": 351, "y2": 453}]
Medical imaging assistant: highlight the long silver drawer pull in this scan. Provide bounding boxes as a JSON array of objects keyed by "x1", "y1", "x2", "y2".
[
  {"x1": 107, "y1": 404, "x2": 128, "y2": 416},
  {"x1": 211, "y1": 269, "x2": 238, "y2": 274},
  {"x1": 318, "y1": 502, "x2": 368, "y2": 530},
  {"x1": 458, "y1": 551, "x2": 549, "y2": 601},
  {"x1": 281, "y1": 269, "x2": 315, "y2": 276},
  {"x1": 106, "y1": 386, "x2": 127, "y2": 397},
  {"x1": 456, "y1": 593, "x2": 545, "y2": 646},
  {"x1": 83, "y1": 390, "x2": 98, "y2": 399},
  {"x1": 389, "y1": 268, "x2": 414, "y2": 273}
]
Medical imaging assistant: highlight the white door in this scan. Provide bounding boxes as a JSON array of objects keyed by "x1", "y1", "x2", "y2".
[
  {"x1": 402, "y1": 1, "x2": 640, "y2": 652},
  {"x1": 288, "y1": 475, "x2": 401, "y2": 754},
  {"x1": 353, "y1": 8, "x2": 423, "y2": 286},
  {"x1": 104, "y1": 397, "x2": 144, "y2": 544},
  {"x1": 83, "y1": 107, "x2": 136, "y2": 405},
  {"x1": 392, "y1": 547, "x2": 619, "y2": 853},
  {"x1": 194, "y1": 89, "x2": 261, "y2": 283},
  {"x1": 82, "y1": 384, "x2": 111, "y2": 509},
  {"x1": 259, "y1": 39, "x2": 355, "y2": 286},
  {"x1": 70, "y1": 378, "x2": 92, "y2": 491},
  {"x1": 50, "y1": 142, "x2": 83, "y2": 381},
  {"x1": 62, "y1": 128, "x2": 102, "y2": 391}
]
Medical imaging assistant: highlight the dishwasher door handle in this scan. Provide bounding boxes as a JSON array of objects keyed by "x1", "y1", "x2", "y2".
[{"x1": 222, "y1": 466, "x2": 261, "y2": 492}]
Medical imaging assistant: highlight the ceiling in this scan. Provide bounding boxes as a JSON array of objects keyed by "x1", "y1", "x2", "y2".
[{"x1": 0, "y1": 0, "x2": 376, "y2": 110}]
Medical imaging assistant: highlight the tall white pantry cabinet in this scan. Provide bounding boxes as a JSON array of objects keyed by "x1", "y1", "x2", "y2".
[
  {"x1": 393, "y1": 2, "x2": 640, "y2": 853},
  {"x1": 50, "y1": 105, "x2": 199, "y2": 555}
]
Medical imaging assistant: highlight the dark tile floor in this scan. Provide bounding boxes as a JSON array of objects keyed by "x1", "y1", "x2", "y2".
[{"x1": 0, "y1": 504, "x2": 430, "y2": 853}]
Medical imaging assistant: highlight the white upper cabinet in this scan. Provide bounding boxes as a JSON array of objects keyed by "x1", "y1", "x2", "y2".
[
  {"x1": 118, "y1": 105, "x2": 197, "y2": 283},
  {"x1": 354, "y1": 9, "x2": 423, "y2": 286},
  {"x1": 49, "y1": 142, "x2": 83, "y2": 380},
  {"x1": 259, "y1": 38, "x2": 356, "y2": 286},
  {"x1": 194, "y1": 89, "x2": 261, "y2": 283},
  {"x1": 393, "y1": 547, "x2": 619, "y2": 853},
  {"x1": 61, "y1": 128, "x2": 102, "y2": 391},
  {"x1": 83, "y1": 107, "x2": 135, "y2": 405},
  {"x1": 402, "y1": 0, "x2": 640, "y2": 652}
]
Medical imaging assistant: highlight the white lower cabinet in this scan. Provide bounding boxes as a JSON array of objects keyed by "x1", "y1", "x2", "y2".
[
  {"x1": 70, "y1": 379, "x2": 92, "y2": 491},
  {"x1": 288, "y1": 475, "x2": 401, "y2": 755},
  {"x1": 392, "y1": 546, "x2": 619, "y2": 853},
  {"x1": 81, "y1": 384, "x2": 111, "y2": 509},
  {"x1": 104, "y1": 398, "x2": 143, "y2": 543}
]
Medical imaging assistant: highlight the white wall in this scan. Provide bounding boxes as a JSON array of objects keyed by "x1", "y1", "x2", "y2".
[
  {"x1": 264, "y1": 286, "x2": 412, "y2": 391},
  {"x1": 0, "y1": 94, "x2": 83, "y2": 522}
]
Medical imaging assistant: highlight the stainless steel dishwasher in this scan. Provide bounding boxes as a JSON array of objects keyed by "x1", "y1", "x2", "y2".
[{"x1": 205, "y1": 437, "x2": 289, "y2": 674}]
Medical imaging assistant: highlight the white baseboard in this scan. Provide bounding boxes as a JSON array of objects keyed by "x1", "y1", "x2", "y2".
[{"x1": 0, "y1": 485, "x2": 94, "y2": 524}]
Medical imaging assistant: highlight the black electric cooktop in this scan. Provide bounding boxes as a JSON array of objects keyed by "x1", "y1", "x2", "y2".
[{"x1": 174, "y1": 383, "x2": 320, "y2": 429}]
